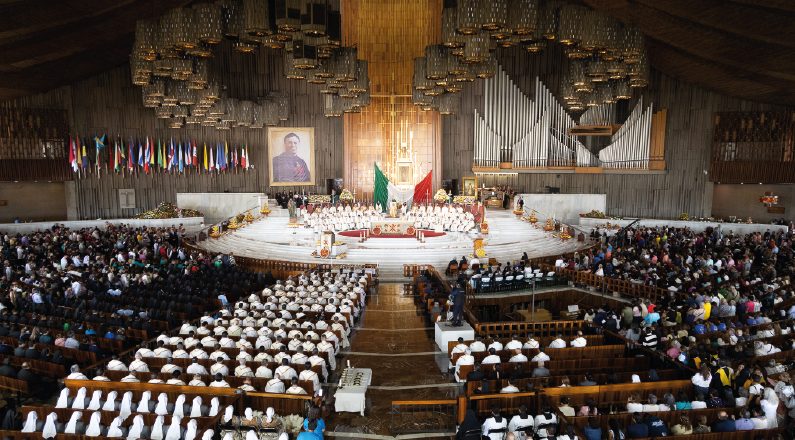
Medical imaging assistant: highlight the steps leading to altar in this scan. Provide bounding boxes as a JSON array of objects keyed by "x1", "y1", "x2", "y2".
[{"x1": 198, "y1": 209, "x2": 585, "y2": 281}]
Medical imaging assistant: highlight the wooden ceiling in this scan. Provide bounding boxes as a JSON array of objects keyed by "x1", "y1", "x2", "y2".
[
  {"x1": 1, "y1": 0, "x2": 794, "y2": 105},
  {"x1": 583, "y1": 0, "x2": 795, "y2": 106},
  {"x1": 0, "y1": 0, "x2": 189, "y2": 100}
]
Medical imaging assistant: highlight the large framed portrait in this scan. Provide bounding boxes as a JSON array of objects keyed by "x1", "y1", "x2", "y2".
[
  {"x1": 267, "y1": 127, "x2": 315, "y2": 186},
  {"x1": 462, "y1": 176, "x2": 478, "y2": 197}
]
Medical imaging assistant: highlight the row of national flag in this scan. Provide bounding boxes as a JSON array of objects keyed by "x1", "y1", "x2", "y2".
[{"x1": 67, "y1": 135, "x2": 252, "y2": 176}]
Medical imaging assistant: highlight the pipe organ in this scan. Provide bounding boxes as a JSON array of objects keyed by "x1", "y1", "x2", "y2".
[
  {"x1": 473, "y1": 66, "x2": 599, "y2": 169},
  {"x1": 598, "y1": 98, "x2": 653, "y2": 169},
  {"x1": 473, "y1": 65, "x2": 660, "y2": 172}
]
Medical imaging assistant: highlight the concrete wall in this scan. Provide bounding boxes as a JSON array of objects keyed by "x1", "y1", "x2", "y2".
[
  {"x1": 516, "y1": 193, "x2": 607, "y2": 225},
  {"x1": 176, "y1": 192, "x2": 264, "y2": 223},
  {"x1": 0, "y1": 182, "x2": 66, "y2": 223},
  {"x1": 712, "y1": 184, "x2": 794, "y2": 223},
  {"x1": 0, "y1": 216, "x2": 204, "y2": 235}
]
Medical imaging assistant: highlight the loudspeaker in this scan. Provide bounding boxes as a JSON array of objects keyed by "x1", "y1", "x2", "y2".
[
  {"x1": 450, "y1": 179, "x2": 458, "y2": 196},
  {"x1": 326, "y1": 179, "x2": 335, "y2": 195}
]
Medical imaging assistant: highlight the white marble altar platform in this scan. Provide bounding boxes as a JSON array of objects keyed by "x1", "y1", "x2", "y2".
[
  {"x1": 197, "y1": 208, "x2": 586, "y2": 281},
  {"x1": 177, "y1": 192, "x2": 264, "y2": 223},
  {"x1": 516, "y1": 194, "x2": 606, "y2": 224}
]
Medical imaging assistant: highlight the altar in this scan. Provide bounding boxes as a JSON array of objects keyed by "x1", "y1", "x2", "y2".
[{"x1": 371, "y1": 220, "x2": 415, "y2": 236}]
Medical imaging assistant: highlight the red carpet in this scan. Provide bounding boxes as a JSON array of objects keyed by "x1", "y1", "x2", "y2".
[{"x1": 338, "y1": 229, "x2": 446, "y2": 238}]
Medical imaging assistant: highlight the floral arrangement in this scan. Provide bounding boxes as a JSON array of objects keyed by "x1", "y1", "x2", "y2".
[
  {"x1": 209, "y1": 225, "x2": 221, "y2": 238},
  {"x1": 475, "y1": 247, "x2": 487, "y2": 258},
  {"x1": 260, "y1": 205, "x2": 271, "y2": 215},
  {"x1": 580, "y1": 209, "x2": 606, "y2": 219},
  {"x1": 282, "y1": 415, "x2": 305, "y2": 435},
  {"x1": 760, "y1": 193, "x2": 778, "y2": 206},
  {"x1": 244, "y1": 211, "x2": 254, "y2": 222},
  {"x1": 678, "y1": 212, "x2": 689, "y2": 221},
  {"x1": 227, "y1": 217, "x2": 241, "y2": 230},
  {"x1": 434, "y1": 189, "x2": 449, "y2": 203},
  {"x1": 135, "y1": 202, "x2": 203, "y2": 219},
  {"x1": 543, "y1": 218, "x2": 554, "y2": 231},
  {"x1": 480, "y1": 222, "x2": 489, "y2": 234},
  {"x1": 339, "y1": 188, "x2": 354, "y2": 202},
  {"x1": 308, "y1": 194, "x2": 331, "y2": 204},
  {"x1": 527, "y1": 211, "x2": 538, "y2": 224}
]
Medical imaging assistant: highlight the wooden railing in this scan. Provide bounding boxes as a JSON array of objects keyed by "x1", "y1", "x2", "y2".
[
  {"x1": 555, "y1": 267, "x2": 668, "y2": 302},
  {"x1": 474, "y1": 320, "x2": 588, "y2": 338}
]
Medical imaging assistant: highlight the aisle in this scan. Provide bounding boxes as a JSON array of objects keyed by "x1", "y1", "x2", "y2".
[{"x1": 327, "y1": 283, "x2": 457, "y2": 437}]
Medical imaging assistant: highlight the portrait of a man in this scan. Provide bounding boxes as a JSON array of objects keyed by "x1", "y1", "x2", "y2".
[{"x1": 268, "y1": 127, "x2": 315, "y2": 186}]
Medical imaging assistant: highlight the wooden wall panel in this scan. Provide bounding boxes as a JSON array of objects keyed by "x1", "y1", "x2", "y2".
[
  {"x1": 441, "y1": 46, "x2": 784, "y2": 219},
  {"x1": 4, "y1": 43, "x2": 343, "y2": 219}
]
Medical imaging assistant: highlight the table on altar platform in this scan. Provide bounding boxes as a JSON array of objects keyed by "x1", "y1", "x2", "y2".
[
  {"x1": 334, "y1": 367, "x2": 373, "y2": 415},
  {"x1": 371, "y1": 220, "x2": 414, "y2": 235}
]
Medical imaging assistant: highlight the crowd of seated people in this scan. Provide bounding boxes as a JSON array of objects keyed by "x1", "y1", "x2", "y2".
[
  {"x1": 0, "y1": 222, "x2": 264, "y2": 393},
  {"x1": 447, "y1": 254, "x2": 558, "y2": 293},
  {"x1": 81, "y1": 268, "x2": 371, "y2": 398}
]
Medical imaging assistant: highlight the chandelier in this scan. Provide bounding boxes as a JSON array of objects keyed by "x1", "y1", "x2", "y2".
[
  {"x1": 412, "y1": 0, "x2": 649, "y2": 114},
  {"x1": 130, "y1": 0, "x2": 369, "y2": 128}
]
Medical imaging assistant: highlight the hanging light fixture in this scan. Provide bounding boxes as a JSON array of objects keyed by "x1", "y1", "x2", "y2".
[
  {"x1": 426, "y1": 45, "x2": 449, "y2": 80},
  {"x1": 614, "y1": 80, "x2": 631, "y2": 99},
  {"x1": 462, "y1": 33, "x2": 489, "y2": 63},
  {"x1": 481, "y1": 0, "x2": 507, "y2": 31},
  {"x1": 275, "y1": 0, "x2": 302, "y2": 32},
  {"x1": 301, "y1": 0, "x2": 329, "y2": 37},
  {"x1": 456, "y1": 0, "x2": 481, "y2": 35},
  {"x1": 195, "y1": 3, "x2": 223, "y2": 45},
  {"x1": 442, "y1": 7, "x2": 463, "y2": 48},
  {"x1": 349, "y1": 60, "x2": 369, "y2": 94},
  {"x1": 243, "y1": 0, "x2": 271, "y2": 37},
  {"x1": 509, "y1": 0, "x2": 538, "y2": 36},
  {"x1": 133, "y1": 19, "x2": 158, "y2": 61}
]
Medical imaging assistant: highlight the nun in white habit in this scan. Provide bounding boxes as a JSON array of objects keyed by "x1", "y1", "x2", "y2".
[
  {"x1": 164, "y1": 415, "x2": 183, "y2": 440},
  {"x1": 85, "y1": 411, "x2": 103, "y2": 437},
  {"x1": 172, "y1": 394, "x2": 186, "y2": 418},
  {"x1": 137, "y1": 390, "x2": 152, "y2": 413},
  {"x1": 55, "y1": 388, "x2": 70, "y2": 408},
  {"x1": 202, "y1": 429, "x2": 215, "y2": 440},
  {"x1": 103, "y1": 390, "x2": 118, "y2": 412},
  {"x1": 87, "y1": 390, "x2": 103, "y2": 411},
  {"x1": 126, "y1": 415, "x2": 145, "y2": 440},
  {"x1": 150, "y1": 415, "x2": 165, "y2": 440},
  {"x1": 119, "y1": 391, "x2": 134, "y2": 419},
  {"x1": 64, "y1": 411, "x2": 83, "y2": 434},
  {"x1": 184, "y1": 419, "x2": 198, "y2": 440},
  {"x1": 20, "y1": 411, "x2": 38, "y2": 433},
  {"x1": 154, "y1": 392, "x2": 169, "y2": 415},
  {"x1": 41, "y1": 412, "x2": 58, "y2": 439},
  {"x1": 222, "y1": 405, "x2": 234, "y2": 424},
  {"x1": 71, "y1": 387, "x2": 88, "y2": 409},
  {"x1": 208, "y1": 397, "x2": 220, "y2": 416},
  {"x1": 106, "y1": 416, "x2": 125, "y2": 438},
  {"x1": 190, "y1": 396, "x2": 204, "y2": 417}
]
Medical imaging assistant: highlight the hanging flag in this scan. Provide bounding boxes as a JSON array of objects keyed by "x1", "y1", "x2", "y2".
[
  {"x1": 245, "y1": 145, "x2": 251, "y2": 169},
  {"x1": 108, "y1": 137, "x2": 115, "y2": 171},
  {"x1": 168, "y1": 139, "x2": 175, "y2": 171},
  {"x1": 127, "y1": 139, "x2": 134, "y2": 171},
  {"x1": 69, "y1": 136, "x2": 78, "y2": 173},
  {"x1": 373, "y1": 163, "x2": 389, "y2": 212},
  {"x1": 203, "y1": 143, "x2": 209, "y2": 171},
  {"x1": 94, "y1": 134, "x2": 106, "y2": 175},
  {"x1": 210, "y1": 144, "x2": 216, "y2": 171},
  {"x1": 241, "y1": 144, "x2": 248, "y2": 169},
  {"x1": 149, "y1": 138, "x2": 155, "y2": 168},
  {"x1": 113, "y1": 139, "x2": 121, "y2": 172},
  {"x1": 412, "y1": 170, "x2": 433, "y2": 205},
  {"x1": 81, "y1": 142, "x2": 89, "y2": 171},
  {"x1": 192, "y1": 142, "x2": 198, "y2": 168},
  {"x1": 178, "y1": 141, "x2": 184, "y2": 173},
  {"x1": 143, "y1": 138, "x2": 151, "y2": 174},
  {"x1": 136, "y1": 141, "x2": 143, "y2": 170},
  {"x1": 224, "y1": 142, "x2": 229, "y2": 170}
]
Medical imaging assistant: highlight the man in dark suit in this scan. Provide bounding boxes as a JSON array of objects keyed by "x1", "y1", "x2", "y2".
[
  {"x1": 712, "y1": 411, "x2": 737, "y2": 432},
  {"x1": 13, "y1": 344, "x2": 25, "y2": 358},
  {"x1": 24, "y1": 344, "x2": 39, "y2": 359},
  {"x1": 0, "y1": 359, "x2": 17, "y2": 378},
  {"x1": 16, "y1": 362, "x2": 34, "y2": 383}
]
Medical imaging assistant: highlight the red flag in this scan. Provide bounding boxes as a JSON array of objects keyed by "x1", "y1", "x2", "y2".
[
  {"x1": 68, "y1": 136, "x2": 77, "y2": 172},
  {"x1": 192, "y1": 142, "x2": 198, "y2": 167},
  {"x1": 241, "y1": 145, "x2": 247, "y2": 169},
  {"x1": 412, "y1": 170, "x2": 433, "y2": 204}
]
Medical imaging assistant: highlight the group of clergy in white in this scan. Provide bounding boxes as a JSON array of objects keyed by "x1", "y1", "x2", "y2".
[
  {"x1": 24, "y1": 386, "x2": 288, "y2": 439},
  {"x1": 304, "y1": 203, "x2": 386, "y2": 232},
  {"x1": 303, "y1": 202, "x2": 476, "y2": 233},
  {"x1": 84, "y1": 269, "x2": 369, "y2": 394},
  {"x1": 451, "y1": 332, "x2": 588, "y2": 382},
  {"x1": 403, "y1": 204, "x2": 476, "y2": 232}
]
